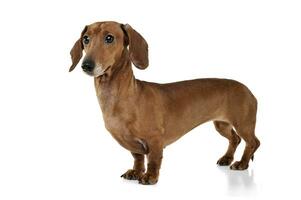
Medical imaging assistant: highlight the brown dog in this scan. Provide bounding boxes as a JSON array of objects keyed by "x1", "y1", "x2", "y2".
[{"x1": 69, "y1": 21, "x2": 260, "y2": 185}]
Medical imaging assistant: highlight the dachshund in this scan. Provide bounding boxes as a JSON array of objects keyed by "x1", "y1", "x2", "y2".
[{"x1": 68, "y1": 21, "x2": 260, "y2": 185}]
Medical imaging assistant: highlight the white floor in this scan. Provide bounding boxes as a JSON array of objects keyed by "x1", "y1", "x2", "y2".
[{"x1": 1, "y1": 118, "x2": 300, "y2": 200}]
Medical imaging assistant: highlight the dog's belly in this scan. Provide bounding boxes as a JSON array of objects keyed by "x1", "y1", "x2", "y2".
[
  {"x1": 163, "y1": 118, "x2": 209, "y2": 146},
  {"x1": 162, "y1": 105, "x2": 228, "y2": 146}
]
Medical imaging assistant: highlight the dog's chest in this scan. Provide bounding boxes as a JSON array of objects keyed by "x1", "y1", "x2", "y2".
[
  {"x1": 96, "y1": 92, "x2": 145, "y2": 153},
  {"x1": 102, "y1": 114, "x2": 148, "y2": 154},
  {"x1": 94, "y1": 81, "x2": 159, "y2": 154}
]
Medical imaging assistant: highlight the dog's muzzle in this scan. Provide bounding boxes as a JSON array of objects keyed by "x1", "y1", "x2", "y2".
[{"x1": 81, "y1": 59, "x2": 110, "y2": 77}]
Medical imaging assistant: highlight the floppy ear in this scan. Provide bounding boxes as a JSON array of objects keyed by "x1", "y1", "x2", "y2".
[
  {"x1": 122, "y1": 24, "x2": 149, "y2": 69},
  {"x1": 68, "y1": 26, "x2": 87, "y2": 72}
]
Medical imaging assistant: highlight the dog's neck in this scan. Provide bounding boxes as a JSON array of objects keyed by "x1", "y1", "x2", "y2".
[{"x1": 94, "y1": 50, "x2": 138, "y2": 113}]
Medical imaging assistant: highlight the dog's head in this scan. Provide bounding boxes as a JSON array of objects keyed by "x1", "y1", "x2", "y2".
[{"x1": 68, "y1": 21, "x2": 148, "y2": 77}]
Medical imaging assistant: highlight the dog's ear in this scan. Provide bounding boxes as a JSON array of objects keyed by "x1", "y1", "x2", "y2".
[
  {"x1": 69, "y1": 26, "x2": 87, "y2": 72},
  {"x1": 122, "y1": 24, "x2": 149, "y2": 69}
]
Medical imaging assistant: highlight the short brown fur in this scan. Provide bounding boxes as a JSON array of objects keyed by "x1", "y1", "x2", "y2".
[{"x1": 69, "y1": 21, "x2": 260, "y2": 185}]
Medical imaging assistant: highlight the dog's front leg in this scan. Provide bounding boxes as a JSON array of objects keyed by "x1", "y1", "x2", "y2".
[
  {"x1": 139, "y1": 142, "x2": 163, "y2": 185},
  {"x1": 121, "y1": 153, "x2": 145, "y2": 180}
]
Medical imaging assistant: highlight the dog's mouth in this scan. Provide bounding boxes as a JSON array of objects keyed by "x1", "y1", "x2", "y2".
[
  {"x1": 95, "y1": 65, "x2": 111, "y2": 77},
  {"x1": 84, "y1": 65, "x2": 111, "y2": 77}
]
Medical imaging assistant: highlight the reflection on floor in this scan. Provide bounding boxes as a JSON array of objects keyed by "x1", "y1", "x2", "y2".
[{"x1": 217, "y1": 166, "x2": 258, "y2": 197}]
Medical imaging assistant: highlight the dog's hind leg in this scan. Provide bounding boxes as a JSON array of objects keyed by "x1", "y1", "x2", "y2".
[
  {"x1": 121, "y1": 152, "x2": 145, "y2": 180},
  {"x1": 230, "y1": 124, "x2": 260, "y2": 170},
  {"x1": 214, "y1": 121, "x2": 241, "y2": 166}
]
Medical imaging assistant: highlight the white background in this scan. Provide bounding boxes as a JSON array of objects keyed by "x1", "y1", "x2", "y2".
[{"x1": 0, "y1": 0, "x2": 300, "y2": 199}]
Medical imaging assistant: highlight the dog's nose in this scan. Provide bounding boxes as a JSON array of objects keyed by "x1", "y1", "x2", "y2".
[{"x1": 82, "y1": 59, "x2": 95, "y2": 72}]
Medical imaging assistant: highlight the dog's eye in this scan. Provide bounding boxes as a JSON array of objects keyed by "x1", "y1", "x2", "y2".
[
  {"x1": 104, "y1": 34, "x2": 114, "y2": 44},
  {"x1": 83, "y1": 36, "x2": 90, "y2": 45}
]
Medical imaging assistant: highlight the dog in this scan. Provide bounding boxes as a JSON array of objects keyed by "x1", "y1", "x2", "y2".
[{"x1": 68, "y1": 21, "x2": 260, "y2": 185}]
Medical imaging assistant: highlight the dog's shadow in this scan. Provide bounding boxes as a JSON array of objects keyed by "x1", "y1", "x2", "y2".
[{"x1": 217, "y1": 166, "x2": 258, "y2": 196}]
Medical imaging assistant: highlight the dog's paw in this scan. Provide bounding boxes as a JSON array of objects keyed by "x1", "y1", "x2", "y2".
[
  {"x1": 121, "y1": 169, "x2": 143, "y2": 180},
  {"x1": 230, "y1": 161, "x2": 248, "y2": 170},
  {"x1": 138, "y1": 173, "x2": 158, "y2": 185},
  {"x1": 217, "y1": 156, "x2": 233, "y2": 166}
]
